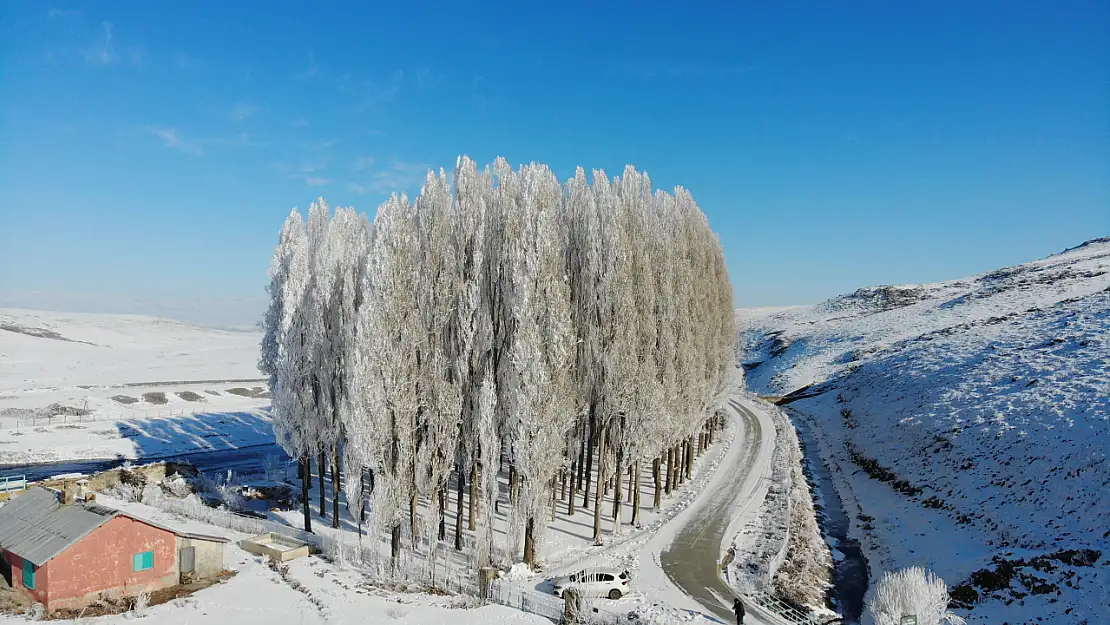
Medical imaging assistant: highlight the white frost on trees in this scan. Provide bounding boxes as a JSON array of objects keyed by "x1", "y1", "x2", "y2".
[{"x1": 261, "y1": 155, "x2": 735, "y2": 573}]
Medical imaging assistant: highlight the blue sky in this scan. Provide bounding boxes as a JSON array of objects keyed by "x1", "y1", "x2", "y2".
[{"x1": 1, "y1": 2, "x2": 1107, "y2": 326}]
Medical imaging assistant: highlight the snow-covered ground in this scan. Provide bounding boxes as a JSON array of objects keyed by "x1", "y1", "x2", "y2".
[
  {"x1": 0, "y1": 308, "x2": 272, "y2": 464},
  {"x1": 738, "y1": 238, "x2": 1110, "y2": 623}
]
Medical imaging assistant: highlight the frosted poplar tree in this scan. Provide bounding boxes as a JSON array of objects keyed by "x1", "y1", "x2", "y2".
[
  {"x1": 409, "y1": 169, "x2": 463, "y2": 559},
  {"x1": 320, "y1": 207, "x2": 370, "y2": 527},
  {"x1": 450, "y1": 156, "x2": 491, "y2": 551},
  {"x1": 348, "y1": 193, "x2": 423, "y2": 568},
  {"x1": 501, "y1": 163, "x2": 577, "y2": 566},
  {"x1": 261, "y1": 209, "x2": 316, "y2": 532}
]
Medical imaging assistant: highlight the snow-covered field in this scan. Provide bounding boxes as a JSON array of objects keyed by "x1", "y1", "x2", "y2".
[
  {"x1": 739, "y1": 238, "x2": 1110, "y2": 623},
  {"x1": 0, "y1": 309, "x2": 272, "y2": 464}
]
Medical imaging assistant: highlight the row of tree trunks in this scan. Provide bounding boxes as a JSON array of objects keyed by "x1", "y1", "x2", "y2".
[{"x1": 432, "y1": 415, "x2": 722, "y2": 558}]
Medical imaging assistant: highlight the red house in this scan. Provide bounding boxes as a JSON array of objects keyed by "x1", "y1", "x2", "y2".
[{"x1": 0, "y1": 487, "x2": 227, "y2": 610}]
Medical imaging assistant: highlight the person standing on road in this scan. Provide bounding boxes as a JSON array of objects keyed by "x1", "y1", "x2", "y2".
[{"x1": 733, "y1": 597, "x2": 745, "y2": 624}]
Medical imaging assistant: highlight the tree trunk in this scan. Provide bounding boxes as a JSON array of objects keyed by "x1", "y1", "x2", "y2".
[
  {"x1": 592, "y1": 459, "x2": 605, "y2": 545},
  {"x1": 592, "y1": 429, "x2": 606, "y2": 545},
  {"x1": 318, "y1": 451, "x2": 327, "y2": 517},
  {"x1": 410, "y1": 493, "x2": 418, "y2": 546},
  {"x1": 581, "y1": 430, "x2": 590, "y2": 495},
  {"x1": 455, "y1": 465, "x2": 465, "y2": 551},
  {"x1": 390, "y1": 524, "x2": 401, "y2": 567},
  {"x1": 300, "y1": 455, "x2": 312, "y2": 533},
  {"x1": 561, "y1": 468, "x2": 567, "y2": 501},
  {"x1": 524, "y1": 516, "x2": 536, "y2": 566},
  {"x1": 508, "y1": 465, "x2": 517, "y2": 505},
  {"x1": 665, "y1": 447, "x2": 674, "y2": 494},
  {"x1": 708, "y1": 418, "x2": 715, "y2": 445},
  {"x1": 627, "y1": 464, "x2": 634, "y2": 503},
  {"x1": 674, "y1": 441, "x2": 683, "y2": 486},
  {"x1": 612, "y1": 452, "x2": 623, "y2": 527},
  {"x1": 439, "y1": 487, "x2": 447, "y2": 541},
  {"x1": 582, "y1": 409, "x2": 595, "y2": 509},
  {"x1": 568, "y1": 461, "x2": 577, "y2": 516},
  {"x1": 652, "y1": 457, "x2": 662, "y2": 510},
  {"x1": 331, "y1": 447, "x2": 341, "y2": 529},
  {"x1": 685, "y1": 437, "x2": 694, "y2": 480},
  {"x1": 632, "y1": 460, "x2": 642, "y2": 526},
  {"x1": 469, "y1": 463, "x2": 478, "y2": 530}
]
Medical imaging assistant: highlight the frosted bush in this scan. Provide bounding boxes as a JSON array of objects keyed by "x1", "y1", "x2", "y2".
[
  {"x1": 131, "y1": 591, "x2": 150, "y2": 617},
  {"x1": 25, "y1": 602, "x2": 45, "y2": 620},
  {"x1": 863, "y1": 567, "x2": 965, "y2": 625},
  {"x1": 161, "y1": 476, "x2": 193, "y2": 499}
]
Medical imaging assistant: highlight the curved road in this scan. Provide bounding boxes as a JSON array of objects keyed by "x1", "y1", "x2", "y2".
[{"x1": 660, "y1": 399, "x2": 770, "y2": 623}]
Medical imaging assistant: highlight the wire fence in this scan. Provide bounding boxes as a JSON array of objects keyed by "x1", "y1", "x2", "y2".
[{"x1": 487, "y1": 579, "x2": 566, "y2": 623}]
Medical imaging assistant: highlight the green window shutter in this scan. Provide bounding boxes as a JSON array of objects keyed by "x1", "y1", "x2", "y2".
[
  {"x1": 133, "y1": 551, "x2": 153, "y2": 572},
  {"x1": 22, "y1": 560, "x2": 35, "y2": 589}
]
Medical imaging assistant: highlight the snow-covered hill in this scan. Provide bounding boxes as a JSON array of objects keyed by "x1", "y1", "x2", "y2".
[
  {"x1": 739, "y1": 238, "x2": 1110, "y2": 624},
  {"x1": 0, "y1": 308, "x2": 263, "y2": 394},
  {"x1": 0, "y1": 308, "x2": 271, "y2": 463}
]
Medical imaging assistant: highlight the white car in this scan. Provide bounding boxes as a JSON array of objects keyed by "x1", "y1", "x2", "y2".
[{"x1": 552, "y1": 568, "x2": 631, "y2": 599}]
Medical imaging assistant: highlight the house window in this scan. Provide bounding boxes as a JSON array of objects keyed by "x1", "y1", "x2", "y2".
[
  {"x1": 132, "y1": 551, "x2": 154, "y2": 572},
  {"x1": 22, "y1": 560, "x2": 35, "y2": 589}
]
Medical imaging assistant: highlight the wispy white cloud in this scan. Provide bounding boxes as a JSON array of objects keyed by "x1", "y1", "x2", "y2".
[
  {"x1": 352, "y1": 156, "x2": 376, "y2": 171},
  {"x1": 173, "y1": 52, "x2": 203, "y2": 69},
  {"x1": 354, "y1": 71, "x2": 403, "y2": 112},
  {"x1": 294, "y1": 51, "x2": 319, "y2": 81},
  {"x1": 147, "y1": 126, "x2": 203, "y2": 156},
  {"x1": 620, "y1": 62, "x2": 758, "y2": 80},
  {"x1": 80, "y1": 21, "x2": 144, "y2": 66},
  {"x1": 304, "y1": 176, "x2": 331, "y2": 187},
  {"x1": 146, "y1": 127, "x2": 258, "y2": 156},
  {"x1": 47, "y1": 8, "x2": 78, "y2": 18},
  {"x1": 348, "y1": 159, "x2": 431, "y2": 196},
  {"x1": 230, "y1": 102, "x2": 259, "y2": 121}
]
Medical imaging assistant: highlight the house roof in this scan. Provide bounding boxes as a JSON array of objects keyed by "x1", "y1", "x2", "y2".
[
  {"x1": 0, "y1": 487, "x2": 227, "y2": 566},
  {"x1": 0, "y1": 488, "x2": 115, "y2": 566}
]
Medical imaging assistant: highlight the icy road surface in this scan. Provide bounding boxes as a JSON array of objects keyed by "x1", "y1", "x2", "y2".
[{"x1": 641, "y1": 397, "x2": 774, "y2": 624}]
